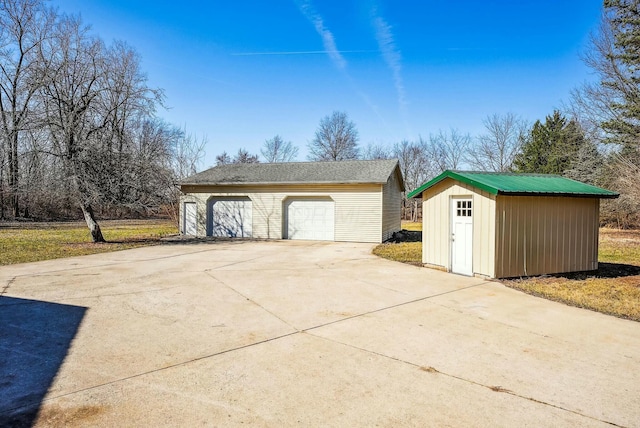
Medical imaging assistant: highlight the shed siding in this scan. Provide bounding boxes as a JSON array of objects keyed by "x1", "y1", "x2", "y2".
[
  {"x1": 180, "y1": 183, "x2": 384, "y2": 243},
  {"x1": 495, "y1": 196, "x2": 599, "y2": 278},
  {"x1": 421, "y1": 179, "x2": 496, "y2": 277},
  {"x1": 381, "y1": 170, "x2": 402, "y2": 241}
]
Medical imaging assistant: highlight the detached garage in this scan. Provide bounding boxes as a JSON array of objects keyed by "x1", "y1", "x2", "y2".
[
  {"x1": 180, "y1": 159, "x2": 404, "y2": 243},
  {"x1": 408, "y1": 170, "x2": 619, "y2": 278}
]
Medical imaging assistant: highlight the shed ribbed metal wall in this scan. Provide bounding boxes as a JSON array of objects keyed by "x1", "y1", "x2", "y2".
[{"x1": 494, "y1": 196, "x2": 599, "y2": 278}]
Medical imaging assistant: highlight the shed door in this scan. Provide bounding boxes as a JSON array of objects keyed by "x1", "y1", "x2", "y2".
[
  {"x1": 285, "y1": 198, "x2": 334, "y2": 241},
  {"x1": 210, "y1": 197, "x2": 252, "y2": 238},
  {"x1": 451, "y1": 198, "x2": 473, "y2": 276},
  {"x1": 184, "y1": 202, "x2": 197, "y2": 236}
]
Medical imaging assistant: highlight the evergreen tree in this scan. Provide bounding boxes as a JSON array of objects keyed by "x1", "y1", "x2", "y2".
[
  {"x1": 514, "y1": 111, "x2": 587, "y2": 175},
  {"x1": 601, "y1": 0, "x2": 640, "y2": 147}
]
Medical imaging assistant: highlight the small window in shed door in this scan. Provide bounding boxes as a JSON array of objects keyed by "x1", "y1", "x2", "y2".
[{"x1": 456, "y1": 200, "x2": 472, "y2": 217}]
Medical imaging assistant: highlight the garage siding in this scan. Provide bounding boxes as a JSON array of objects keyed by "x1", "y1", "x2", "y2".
[
  {"x1": 421, "y1": 179, "x2": 496, "y2": 277},
  {"x1": 180, "y1": 183, "x2": 385, "y2": 243},
  {"x1": 381, "y1": 171, "x2": 402, "y2": 242},
  {"x1": 494, "y1": 196, "x2": 599, "y2": 278}
]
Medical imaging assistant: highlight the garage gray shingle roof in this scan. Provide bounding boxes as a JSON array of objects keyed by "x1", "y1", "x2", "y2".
[{"x1": 181, "y1": 159, "x2": 404, "y2": 189}]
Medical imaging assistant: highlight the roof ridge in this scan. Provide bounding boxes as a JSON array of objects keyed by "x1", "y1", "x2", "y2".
[
  {"x1": 455, "y1": 170, "x2": 562, "y2": 177},
  {"x1": 180, "y1": 158, "x2": 404, "y2": 190},
  {"x1": 408, "y1": 169, "x2": 619, "y2": 199}
]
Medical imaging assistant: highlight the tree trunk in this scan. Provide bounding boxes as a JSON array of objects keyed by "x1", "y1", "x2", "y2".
[
  {"x1": 0, "y1": 166, "x2": 4, "y2": 220},
  {"x1": 80, "y1": 202, "x2": 105, "y2": 242},
  {"x1": 412, "y1": 199, "x2": 418, "y2": 222},
  {"x1": 9, "y1": 131, "x2": 19, "y2": 218}
]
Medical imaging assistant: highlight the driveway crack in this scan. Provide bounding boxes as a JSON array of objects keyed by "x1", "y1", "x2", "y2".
[
  {"x1": 306, "y1": 332, "x2": 626, "y2": 428},
  {"x1": 0, "y1": 276, "x2": 16, "y2": 296}
]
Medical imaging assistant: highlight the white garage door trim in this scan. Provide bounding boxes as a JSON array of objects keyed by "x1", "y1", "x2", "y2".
[
  {"x1": 183, "y1": 202, "x2": 197, "y2": 236},
  {"x1": 285, "y1": 198, "x2": 335, "y2": 241},
  {"x1": 208, "y1": 197, "x2": 252, "y2": 238}
]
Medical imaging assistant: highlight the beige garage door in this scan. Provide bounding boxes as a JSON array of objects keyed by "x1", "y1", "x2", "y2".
[
  {"x1": 285, "y1": 199, "x2": 335, "y2": 241},
  {"x1": 209, "y1": 197, "x2": 252, "y2": 238}
]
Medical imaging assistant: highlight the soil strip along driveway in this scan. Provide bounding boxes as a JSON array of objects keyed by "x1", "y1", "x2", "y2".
[{"x1": 1, "y1": 241, "x2": 639, "y2": 427}]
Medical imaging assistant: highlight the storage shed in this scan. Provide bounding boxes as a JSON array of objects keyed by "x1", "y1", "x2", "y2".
[
  {"x1": 408, "y1": 171, "x2": 619, "y2": 278},
  {"x1": 180, "y1": 159, "x2": 404, "y2": 243}
]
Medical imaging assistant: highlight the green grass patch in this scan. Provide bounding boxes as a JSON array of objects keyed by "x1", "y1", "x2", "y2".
[{"x1": 0, "y1": 219, "x2": 177, "y2": 265}]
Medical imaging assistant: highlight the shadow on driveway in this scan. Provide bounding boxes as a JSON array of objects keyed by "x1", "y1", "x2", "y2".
[{"x1": 0, "y1": 296, "x2": 86, "y2": 427}]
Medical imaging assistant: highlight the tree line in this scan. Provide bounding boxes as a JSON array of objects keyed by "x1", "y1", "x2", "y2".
[
  {"x1": 0, "y1": 0, "x2": 204, "y2": 240},
  {"x1": 2, "y1": 0, "x2": 639, "y2": 236}
]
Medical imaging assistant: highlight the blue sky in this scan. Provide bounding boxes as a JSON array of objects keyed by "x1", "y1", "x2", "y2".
[{"x1": 51, "y1": 0, "x2": 603, "y2": 168}]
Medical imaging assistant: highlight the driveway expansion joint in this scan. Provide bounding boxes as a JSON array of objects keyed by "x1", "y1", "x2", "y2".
[{"x1": 204, "y1": 270, "x2": 298, "y2": 331}]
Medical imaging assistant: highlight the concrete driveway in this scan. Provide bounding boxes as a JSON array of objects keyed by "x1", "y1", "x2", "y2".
[{"x1": 1, "y1": 240, "x2": 639, "y2": 427}]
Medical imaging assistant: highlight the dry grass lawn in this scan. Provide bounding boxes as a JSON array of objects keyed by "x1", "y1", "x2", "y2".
[
  {"x1": 375, "y1": 224, "x2": 640, "y2": 322},
  {"x1": 372, "y1": 220, "x2": 422, "y2": 265},
  {"x1": 0, "y1": 219, "x2": 177, "y2": 265},
  {"x1": 373, "y1": 242, "x2": 422, "y2": 266},
  {"x1": 506, "y1": 228, "x2": 640, "y2": 321},
  {"x1": 401, "y1": 221, "x2": 422, "y2": 231}
]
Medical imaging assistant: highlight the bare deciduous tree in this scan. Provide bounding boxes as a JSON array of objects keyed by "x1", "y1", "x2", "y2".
[
  {"x1": 467, "y1": 113, "x2": 528, "y2": 172},
  {"x1": 261, "y1": 135, "x2": 298, "y2": 162},
  {"x1": 428, "y1": 128, "x2": 471, "y2": 171},
  {"x1": 39, "y1": 15, "x2": 161, "y2": 241},
  {"x1": 215, "y1": 148, "x2": 259, "y2": 165},
  {"x1": 308, "y1": 111, "x2": 359, "y2": 161},
  {"x1": 0, "y1": 2, "x2": 209, "y2": 226},
  {"x1": 362, "y1": 142, "x2": 392, "y2": 160},
  {"x1": 393, "y1": 139, "x2": 435, "y2": 221},
  {"x1": 234, "y1": 148, "x2": 259, "y2": 163},
  {"x1": 0, "y1": 0, "x2": 53, "y2": 217},
  {"x1": 172, "y1": 126, "x2": 206, "y2": 180},
  {"x1": 215, "y1": 151, "x2": 231, "y2": 166}
]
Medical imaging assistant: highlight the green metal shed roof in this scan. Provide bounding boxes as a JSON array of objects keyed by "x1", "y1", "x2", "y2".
[{"x1": 407, "y1": 170, "x2": 619, "y2": 199}]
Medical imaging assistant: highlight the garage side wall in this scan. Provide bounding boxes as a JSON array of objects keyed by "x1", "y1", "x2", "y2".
[
  {"x1": 180, "y1": 184, "x2": 384, "y2": 243},
  {"x1": 381, "y1": 169, "x2": 402, "y2": 242},
  {"x1": 421, "y1": 179, "x2": 496, "y2": 277},
  {"x1": 494, "y1": 196, "x2": 599, "y2": 278}
]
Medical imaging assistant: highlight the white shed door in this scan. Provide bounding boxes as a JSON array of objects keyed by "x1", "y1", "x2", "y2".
[
  {"x1": 451, "y1": 198, "x2": 473, "y2": 276},
  {"x1": 211, "y1": 198, "x2": 252, "y2": 238},
  {"x1": 184, "y1": 202, "x2": 197, "y2": 236},
  {"x1": 286, "y1": 199, "x2": 334, "y2": 241}
]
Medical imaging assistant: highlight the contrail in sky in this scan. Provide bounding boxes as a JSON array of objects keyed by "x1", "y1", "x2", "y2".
[
  {"x1": 295, "y1": 0, "x2": 346, "y2": 70},
  {"x1": 292, "y1": 0, "x2": 390, "y2": 129},
  {"x1": 371, "y1": 8, "x2": 410, "y2": 133},
  {"x1": 231, "y1": 50, "x2": 375, "y2": 56}
]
